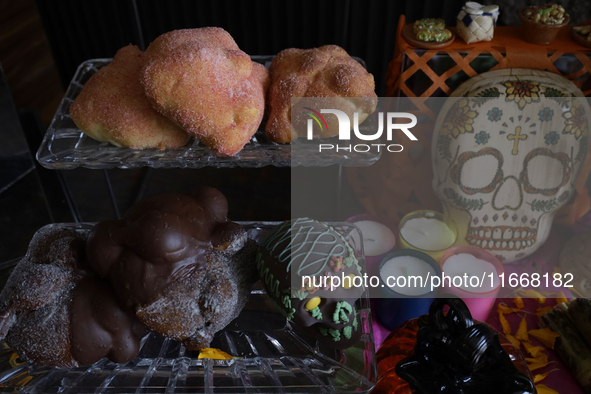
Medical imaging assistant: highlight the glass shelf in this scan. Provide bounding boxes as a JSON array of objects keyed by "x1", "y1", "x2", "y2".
[
  {"x1": 0, "y1": 221, "x2": 376, "y2": 393},
  {"x1": 36, "y1": 57, "x2": 381, "y2": 169}
]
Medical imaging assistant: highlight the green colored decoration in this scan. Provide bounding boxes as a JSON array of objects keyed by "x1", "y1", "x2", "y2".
[
  {"x1": 310, "y1": 306, "x2": 323, "y2": 320},
  {"x1": 437, "y1": 134, "x2": 453, "y2": 162},
  {"x1": 443, "y1": 188, "x2": 487, "y2": 211},
  {"x1": 328, "y1": 328, "x2": 341, "y2": 342},
  {"x1": 256, "y1": 252, "x2": 281, "y2": 298},
  {"x1": 528, "y1": 193, "x2": 570, "y2": 212},
  {"x1": 333, "y1": 301, "x2": 353, "y2": 324},
  {"x1": 343, "y1": 326, "x2": 353, "y2": 340},
  {"x1": 281, "y1": 294, "x2": 295, "y2": 320},
  {"x1": 291, "y1": 289, "x2": 308, "y2": 300},
  {"x1": 473, "y1": 87, "x2": 500, "y2": 107}
]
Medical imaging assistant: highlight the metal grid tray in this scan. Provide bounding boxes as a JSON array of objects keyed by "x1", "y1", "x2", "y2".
[
  {"x1": 0, "y1": 222, "x2": 376, "y2": 393},
  {"x1": 36, "y1": 57, "x2": 381, "y2": 169}
]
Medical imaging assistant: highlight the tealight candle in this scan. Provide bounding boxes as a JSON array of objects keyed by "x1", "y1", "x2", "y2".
[
  {"x1": 400, "y1": 217, "x2": 455, "y2": 251},
  {"x1": 439, "y1": 245, "x2": 504, "y2": 321},
  {"x1": 346, "y1": 214, "x2": 398, "y2": 281},
  {"x1": 442, "y1": 253, "x2": 499, "y2": 292},
  {"x1": 380, "y1": 255, "x2": 436, "y2": 296},
  {"x1": 399, "y1": 210, "x2": 457, "y2": 262},
  {"x1": 355, "y1": 220, "x2": 397, "y2": 257},
  {"x1": 375, "y1": 250, "x2": 441, "y2": 331}
]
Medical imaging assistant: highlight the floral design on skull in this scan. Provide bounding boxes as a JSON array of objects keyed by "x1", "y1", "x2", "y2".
[
  {"x1": 487, "y1": 107, "x2": 503, "y2": 122},
  {"x1": 544, "y1": 132, "x2": 560, "y2": 145},
  {"x1": 433, "y1": 70, "x2": 590, "y2": 263},
  {"x1": 441, "y1": 98, "x2": 478, "y2": 138},
  {"x1": 503, "y1": 81, "x2": 540, "y2": 110},
  {"x1": 475, "y1": 131, "x2": 490, "y2": 145},
  {"x1": 563, "y1": 99, "x2": 588, "y2": 140},
  {"x1": 538, "y1": 107, "x2": 554, "y2": 122}
]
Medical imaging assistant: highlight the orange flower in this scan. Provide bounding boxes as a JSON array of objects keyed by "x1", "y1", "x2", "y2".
[
  {"x1": 536, "y1": 306, "x2": 553, "y2": 318},
  {"x1": 523, "y1": 341, "x2": 545, "y2": 358},
  {"x1": 441, "y1": 99, "x2": 478, "y2": 138},
  {"x1": 556, "y1": 292, "x2": 568, "y2": 305},
  {"x1": 504, "y1": 81, "x2": 540, "y2": 110},
  {"x1": 563, "y1": 99, "x2": 588, "y2": 140},
  {"x1": 198, "y1": 348, "x2": 233, "y2": 360},
  {"x1": 497, "y1": 304, "x2": 519, "y2": 314},
  {"x1": 535, "y1": 383, "x2": 559, "y2": 394},
  {"x1": 526, "y1": 352, "x2": 549, "y2": 371},
  {"x1": 533, "y1": 371, "x2": 550, "y2": 383},
  {"x1": 498, "y1": 310, "x2": 511, "y2": 335},
  {"x1": 515, "y1": 316, "x2": 529, "y2": 341},
  {"x1": 506, "y1": 334, "x2": 521, "y2": 349},
  {"x1": 529, "y1": 328, "x2": 560, "y2": 349},
  {"x1": 515, "y1": 289, "x2": 546, "y2": 303}
]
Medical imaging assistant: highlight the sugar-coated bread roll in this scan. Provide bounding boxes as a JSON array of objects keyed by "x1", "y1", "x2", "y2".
[
  {"x1": 265, "y1": 45, "x2": 377, "y2": 143},
  {"x1": 70, "y1": 45, "x2": 190, "y2": 150},
  {"x1": 0, "y1": 226, "x2": 144, "y2": 368},
  {"x1": 141, "y1": 28, "x2": 270, "y2": 157}
]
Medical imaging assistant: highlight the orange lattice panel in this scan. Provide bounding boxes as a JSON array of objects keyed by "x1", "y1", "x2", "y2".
[
  {"x1": 347, "y1": 15, "x2": 591, "y2": 225},
  {"x1": 387, "y1": 15, "x2": 591, "y2": 98}
]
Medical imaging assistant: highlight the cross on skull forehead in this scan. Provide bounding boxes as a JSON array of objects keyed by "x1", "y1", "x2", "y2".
[{"x1": 433, "y1": 69, "x2": 590, "y2": 263}]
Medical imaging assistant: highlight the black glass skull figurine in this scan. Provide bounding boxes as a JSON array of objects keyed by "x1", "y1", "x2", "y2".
[{"x1": 395, "y1": 297, "x2": 535, "y2": 394}]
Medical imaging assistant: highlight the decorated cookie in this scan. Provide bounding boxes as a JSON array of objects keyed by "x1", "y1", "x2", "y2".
[
  {"x1": 413, "y1": 18, "x2": 452, "y2": 43},
  {"x1": 257, "y1": 218, "x2": 364, "y2": 349}
]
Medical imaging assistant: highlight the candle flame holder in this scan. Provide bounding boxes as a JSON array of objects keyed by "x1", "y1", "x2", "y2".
[
  {"x1": 375, "y1": 249, "x2": 441, "y2": 330},
  {"x1": 439, "y1": 245, "x2": 504, "y2": 321},
  {"x1": 399, "y1": 210, "x2": 458, "y2": 262}
]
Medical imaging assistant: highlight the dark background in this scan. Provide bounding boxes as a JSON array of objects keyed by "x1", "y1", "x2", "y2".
[
  {"x1": 33, "y1": 0, "x2": 591, "y2": 97},
  {"x1": 36, "y1": 0, "x2": 443, "y2": 97}
]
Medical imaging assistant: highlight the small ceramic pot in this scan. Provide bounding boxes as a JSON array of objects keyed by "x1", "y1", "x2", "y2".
[{"x1": 518, "y1": 8, "x2": 569, "y2": 45}]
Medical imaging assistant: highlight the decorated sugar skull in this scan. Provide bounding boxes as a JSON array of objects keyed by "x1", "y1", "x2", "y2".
[{"x1": 433, "y1": 69, "x2": 590, "y2": 263}]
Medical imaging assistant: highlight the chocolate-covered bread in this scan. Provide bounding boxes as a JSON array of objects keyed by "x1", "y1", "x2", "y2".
[
  {"x1": 0, "y1": 226, "x2": 144, "y2": 368},
  {"x1": 87, "y1": 187, "x2": 258, "y2": 350},
  {"x1": 257, "y1": 218, "x2": 364, "y2": 349}
]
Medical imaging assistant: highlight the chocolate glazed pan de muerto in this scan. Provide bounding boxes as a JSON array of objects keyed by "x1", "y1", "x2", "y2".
[{"x1": 86, "y1": 186, "x2": 258, "y2": 350}]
